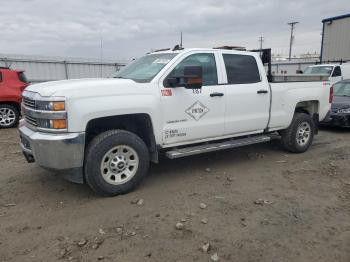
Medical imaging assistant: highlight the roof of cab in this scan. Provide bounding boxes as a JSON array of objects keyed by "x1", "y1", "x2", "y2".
[{"x1": 149, "y1": 47, "x2": 256, "y2": 56}]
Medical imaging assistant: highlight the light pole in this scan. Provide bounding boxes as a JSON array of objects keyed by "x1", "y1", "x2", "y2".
[{"x1": 288, "y1": 21, "x2": 299, "y2": 61}]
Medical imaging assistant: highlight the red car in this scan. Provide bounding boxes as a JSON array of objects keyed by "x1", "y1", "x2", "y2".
[{"x1": 0, "y1": 67, "x2": 29, "y2": 128}]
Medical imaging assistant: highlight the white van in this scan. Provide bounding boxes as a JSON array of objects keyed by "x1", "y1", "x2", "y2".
[{"x1": 303, "y1": 64, "x2": 350, "y2": 84}]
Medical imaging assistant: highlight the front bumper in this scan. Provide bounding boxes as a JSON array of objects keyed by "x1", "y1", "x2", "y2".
[
  {"x1": 321, "y1": 112, "x2": 350, "y2": 127},
  {"x1": 19, "y1": 121, "x2": 85, "y2": 182}
]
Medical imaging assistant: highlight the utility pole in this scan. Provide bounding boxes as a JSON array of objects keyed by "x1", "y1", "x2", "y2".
[
  {"x1": 258, "y1": 36, "x2": 264, "y2": 57},
  {"x1": 288, "y1": 21, "x2": 299, "y2": 61}
]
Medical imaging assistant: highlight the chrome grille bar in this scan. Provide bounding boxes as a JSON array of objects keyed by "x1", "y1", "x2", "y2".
[
  {"x1": 24, "y1": 114, "x2": 38, "y2": 126},
  {"x1": 23, "y1": 98, "x2": 36, "y2": 109}
]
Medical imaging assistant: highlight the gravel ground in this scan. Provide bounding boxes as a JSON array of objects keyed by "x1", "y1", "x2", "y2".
[{"x1": 0, "y1": 127, "x2": 349, "y2": 262}]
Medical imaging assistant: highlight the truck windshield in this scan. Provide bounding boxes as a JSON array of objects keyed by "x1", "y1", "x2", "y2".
[
  {"x1": 113, "y1": 53, "x2": 177, "y2": 83},
  {"x1": 333, "y1": 82, "x2": 350, "y2": 97},
  {"x1": 303, "y1": 66, "x2": 333, "y2": 76}
]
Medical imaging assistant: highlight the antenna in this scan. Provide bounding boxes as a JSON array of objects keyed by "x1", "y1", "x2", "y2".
[{"x1": 180, "y1": 32, "x2": 183, "y2": 49}]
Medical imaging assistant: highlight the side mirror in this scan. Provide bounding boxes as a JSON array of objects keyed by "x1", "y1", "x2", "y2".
[
  {"x1": 166, "y1": 77, "x2": 180, "y2": 86},
  {"x1": 183, "y1": 66, "x2": 203, "y2": 89}
]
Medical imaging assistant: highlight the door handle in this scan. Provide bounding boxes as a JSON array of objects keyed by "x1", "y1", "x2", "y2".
[
  {"x1": 210, "y1": 92, "x2": 224, "y2": 97},
  {"x1": 257, "y1": 90, "x2": 268, "y2": 94}
]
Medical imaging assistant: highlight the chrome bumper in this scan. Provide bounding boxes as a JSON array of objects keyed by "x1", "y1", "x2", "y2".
[{"x1": 19, "y1": 121, "x2": 85, "y2": 170}]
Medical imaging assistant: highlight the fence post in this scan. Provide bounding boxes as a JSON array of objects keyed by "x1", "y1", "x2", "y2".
[{"x1": 63, "y1": 60, "x2": 69, "y2": 79}]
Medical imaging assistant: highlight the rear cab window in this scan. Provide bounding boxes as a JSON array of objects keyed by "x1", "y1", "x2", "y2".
[
  {"x1": 222, "y1": 54, "x2": 261, "y2": 84},
  {"x1": 17, "y1": 72, "x2": 29, "y2": 83},
  {"x1": 332, "y1": 66, "x2": 342, "y2": 77}
]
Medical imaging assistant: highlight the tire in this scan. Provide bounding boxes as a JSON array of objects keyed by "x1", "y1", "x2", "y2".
[
  {"x1": 0, "y1": 104, "x2": 19, "y2": 128},
  {"x1": 84, "y1": 130, "x2": 150, "y2": 196},
  {"x1": 280, "y1": 113, "x2": 315, "y2": 153}
]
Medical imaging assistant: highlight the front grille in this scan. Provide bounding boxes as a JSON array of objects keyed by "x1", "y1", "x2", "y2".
[
  {"x1": 24, "y1": 114, "x2": 38, "y2": 127},
  {"x1": 23, "y1": 97, "x2": 36, "y2": 109}
]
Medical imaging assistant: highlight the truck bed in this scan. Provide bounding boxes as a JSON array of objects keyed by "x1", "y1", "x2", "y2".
[{"x1": 268, "y1": 80, "x2": 331, "y2": 131}]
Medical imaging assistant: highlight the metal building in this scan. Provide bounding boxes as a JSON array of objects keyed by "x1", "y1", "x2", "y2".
[
  {"x1": 0, "y1": 54, "x2": 126, "y2": 83},
  {"x1": 321, "y1": 13, "x2": 350, "y2": 62}
]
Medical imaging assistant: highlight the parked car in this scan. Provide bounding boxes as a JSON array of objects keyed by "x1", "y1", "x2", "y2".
[
  {"x1": 303, "y1": 64, "x2": 350, "y2": 85},
  {"x1": 321, "y1": 79, "x2": 350, "y2": 127},
  {"x1": 0, "y1": 67, "x2": 29, "y2": 128},
  {"x1": 19, "y1": 48, "x2": 332, "y2": 196}
]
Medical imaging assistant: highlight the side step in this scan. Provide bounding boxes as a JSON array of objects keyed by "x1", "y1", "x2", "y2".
[{"x1": 165, "y1": 135, "x2": 273, "y2": 159}]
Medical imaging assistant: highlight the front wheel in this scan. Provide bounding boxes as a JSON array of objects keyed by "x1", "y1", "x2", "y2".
[
  {"x1": 280, "y1": 113, "x2": 315, "y2": 153},
  {"x1": 84, "y1": 130, "x2": 150, "y2": 196}
]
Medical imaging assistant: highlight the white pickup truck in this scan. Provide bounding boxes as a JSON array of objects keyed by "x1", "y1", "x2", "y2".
[{"x1": 19, "y1": 48, "x2": 332, "y2": 196}]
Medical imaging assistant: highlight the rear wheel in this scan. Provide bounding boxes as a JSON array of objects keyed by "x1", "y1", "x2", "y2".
[
  {"x1": 84, "y1": 130, "x2": 150, "y2": 196},
  {"x1": 0, "y1": 104, "x2": 19, "y2": 128},
  {"x1": 280, "y1": 113, "x2": 315, "y2": 153}
]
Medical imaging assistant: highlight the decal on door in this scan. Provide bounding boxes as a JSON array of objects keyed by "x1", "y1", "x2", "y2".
[
  {"x1": 164, "y1": 129, "x2": 187, "y2": 140},
  {"x1": 166, "y1": 119, "x2": 188, "y2": 124},
  {"x1": 161, "y1": 89, "x2": 173, "y2": 96},
  {"x1": 185, "y1": 101, "x2": 209, "y2": 121}
]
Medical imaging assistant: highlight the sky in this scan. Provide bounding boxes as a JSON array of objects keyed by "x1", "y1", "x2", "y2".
[{"x1": 0, "y1": 0, "x2": 349, "y2": 61}]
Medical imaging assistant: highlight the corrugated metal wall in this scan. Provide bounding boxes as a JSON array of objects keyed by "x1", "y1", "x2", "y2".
[
  {"x1": 322, "y1": 17, "x2": 350, "y2": 62},
  {"x1": 0, "y1": 55, "x2": 126, "y2": 83}
]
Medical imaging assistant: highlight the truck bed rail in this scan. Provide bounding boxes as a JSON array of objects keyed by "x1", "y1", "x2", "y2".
[{"x1": 271, "y1": 75, "x2": 329, "y2": 83}]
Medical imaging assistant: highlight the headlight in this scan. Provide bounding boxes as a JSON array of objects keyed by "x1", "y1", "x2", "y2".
[
  {"x1": 337, "y1": 108, "x2": 350, "y2": 114},
  {"x1": 36, "y1": 119, "x2": 67, "y2": 130},
  {"x1": 22, "y1": 92, "x2": 67, "y2": 132},
  {"x1": 36, "y1": 101, "x2": 65, "y2": 111}
]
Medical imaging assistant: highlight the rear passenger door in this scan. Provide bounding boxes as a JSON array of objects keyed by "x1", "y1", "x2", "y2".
[{"x1": 221, "y1": 53, "x2": 270, "y2": 135}]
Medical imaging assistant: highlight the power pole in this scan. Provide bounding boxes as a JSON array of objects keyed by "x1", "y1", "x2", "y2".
[
  {"x1": 288, "y1": 22, "x2": 299, "y2": 61},
  {"x1": 258, "y1": 36, "x2": 264, "y2": 57}
]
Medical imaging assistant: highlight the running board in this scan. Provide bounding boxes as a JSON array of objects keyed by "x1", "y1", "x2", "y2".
[{"x1": 165, "y1": 135, "x2": 272, "y2": 159}]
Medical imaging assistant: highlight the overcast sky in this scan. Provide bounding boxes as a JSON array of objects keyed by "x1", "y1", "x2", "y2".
[{"x1": 0, "y1": 0, "x2": 349, "y2": 61}]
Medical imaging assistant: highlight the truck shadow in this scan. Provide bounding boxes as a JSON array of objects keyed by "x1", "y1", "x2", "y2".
[
  {"x1": 147, "y1": 139, "x2": 282, "y2": 181},
  {"x1": 35, "y1": 140, "x2": 283, "y2": 198}
]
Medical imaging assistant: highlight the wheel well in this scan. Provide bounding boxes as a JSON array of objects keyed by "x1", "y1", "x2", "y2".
[
  {"x1": 295, "y1": 100, "x2": 319, "y2": 134},
  {"x1": 0, "y1": 102, "x2": 21, "y2": 114},
  {"x1": 295, "y1": 101, "x2": 319, "y2": 116},
  {"x1": 85, "y1": 114, "x2": 158, "y2": 163}
]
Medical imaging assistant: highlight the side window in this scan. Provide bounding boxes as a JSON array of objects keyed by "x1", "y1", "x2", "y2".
[
  {"x1": 168, "y1": 53, "x2": 218, "y2": 86},
  {"x1": 332, "y1": 66, "x2": 341, "y2": 77},
  {"x1": 0, "y1": 72, "x2": 2, "y2": 82},
  {"x1": 223, "y1": 54, "x2": 261, "y2": 84}
]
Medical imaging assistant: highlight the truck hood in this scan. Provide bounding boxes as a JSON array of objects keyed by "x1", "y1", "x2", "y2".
[{"x1": 25, "y1": 78, "x2": 143, "y2": 97}]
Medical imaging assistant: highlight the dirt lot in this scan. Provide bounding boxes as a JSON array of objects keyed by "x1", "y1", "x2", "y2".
[{"x1": 0, "y1": 128, "x2": 349, "y2": 262}]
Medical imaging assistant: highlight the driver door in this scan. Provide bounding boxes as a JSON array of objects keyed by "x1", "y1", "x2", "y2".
[{"x1": 159, "y1": 52, "x2": 226, "y2": 145}]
